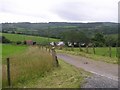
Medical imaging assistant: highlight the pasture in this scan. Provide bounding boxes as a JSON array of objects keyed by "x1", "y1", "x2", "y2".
[
  {"x1": 2, "y1": 44, "x2": 27, "y2": 59},
  {"x1": 58, "y1": 47, "x2": 118, "y2": 64},
  {"x1": 63, "y1": 47, "x2": 117, "y2": 58},
  {"x1": 1, "y1": 33, "x2": 59, "y2": 44}
]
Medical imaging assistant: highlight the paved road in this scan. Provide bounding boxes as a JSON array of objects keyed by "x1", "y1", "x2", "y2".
[{"x1": 57, "y1": 53, "x2": 118, "y2": 88}]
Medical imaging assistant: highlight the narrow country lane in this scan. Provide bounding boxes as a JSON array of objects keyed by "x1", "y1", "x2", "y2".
[{"x1": 57, "y1": 53, "x2": 118, "y2": 88}]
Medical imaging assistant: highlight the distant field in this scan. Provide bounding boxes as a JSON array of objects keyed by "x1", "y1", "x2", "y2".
[
  {"x1": 63, "y1": 47, "x2": 117, "y2": 58},
  {"x1": 74, "y1": 47, "x2": 117, "y2": 58},
  {"x1": 2, "y1": 44, "x2": 27, "y2": 59},
  {"x1": 1, "y1": 33, "x2": 60, "y2": 44},
  {"x1": 58, "y1": 47, "x2": 118, "y2": 64}
]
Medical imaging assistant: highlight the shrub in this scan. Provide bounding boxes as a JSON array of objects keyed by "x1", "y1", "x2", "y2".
[
  {"x1": 16, "y1": 41, "x2": 22, "y2": 45},
  {"x1": 1, "y1": 36, "x2": 11, "y2": 43}
]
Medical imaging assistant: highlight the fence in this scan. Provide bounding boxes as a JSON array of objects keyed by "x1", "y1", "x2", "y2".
[
  {"x1": 5, "y1": 45, "x2": 59, "y2": 87},
  {"x1": 64, "y1": 45, "x2": 118, "y2": 58}
]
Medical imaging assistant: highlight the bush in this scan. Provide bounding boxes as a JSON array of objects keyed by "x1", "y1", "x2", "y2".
[
  {"x1": 23, "y1": 41, "x2": 26, "y2": 45},
  {"x1": 1, "y1": 36, "x2": 11, "y2": 43},
  {"x1": 16, "y1": 41, "x2": 22, "y2": 45}
]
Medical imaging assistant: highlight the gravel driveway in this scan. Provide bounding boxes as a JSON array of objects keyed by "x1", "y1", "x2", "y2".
[{"x1": 57, "y1": 53, "x2": 118, "y2": 88}]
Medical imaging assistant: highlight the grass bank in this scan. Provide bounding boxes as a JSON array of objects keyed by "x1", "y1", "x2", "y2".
[
  {"x1": 19, "y1": 59, "x2": 90, "y2": 88},
  {"x1": 2, "y1": 46, "x2": 54, "y2": 88}
]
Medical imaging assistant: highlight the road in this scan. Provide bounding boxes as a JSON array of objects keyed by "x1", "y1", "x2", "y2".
[{"x1": 57, "y1": 53, "x2": 118, "y2": 88}]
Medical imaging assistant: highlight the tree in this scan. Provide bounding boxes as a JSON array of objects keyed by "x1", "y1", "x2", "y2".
[
  {"x1": 1, "y1": 36, "x2": 11, "y2": 43},
  {"x1": 61, "y1": 30, "x2": 90, "y2": 46},
  {"x1": 92, "y1": 33, "x2": 105, "y2": 47},
  {"x1": 105, "y1": 36, "x2": 117, "y2": 47}
]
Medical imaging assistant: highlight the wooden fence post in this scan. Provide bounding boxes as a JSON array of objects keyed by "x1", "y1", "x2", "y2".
[
  {"x1": 86, "y1": 46, "x2": 88, "y2": 53},
  {"x1": 93, "y1": 44, "x2": 96, "y2": 54},
  {"x1": 109, "y1": 46, "x2": 112, "y2": 57},
  {"x1": 7, "y1": 58, "x2": 11, "y2": 87},
  {"x1": 116, "y1": 45, "x2": 118, "y2": 57},
  {"x1": 51, "y1": 47, "x2": 59, "y2": 67},
  {"x1": 46, "y1": 46, "x2": 47, "y2": 51},
  {"x1": 71, "y1": 45, "x2": 74, "y2": 51}
]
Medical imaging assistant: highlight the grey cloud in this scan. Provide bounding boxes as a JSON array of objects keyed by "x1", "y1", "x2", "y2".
[{"x1": 51, "y1": 1, "x2": 118, "y2": 22}]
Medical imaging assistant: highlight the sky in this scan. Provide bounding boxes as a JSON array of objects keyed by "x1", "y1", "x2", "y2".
[{"x1": 0, "y1": 0, "x2": 120, "y2": 23}]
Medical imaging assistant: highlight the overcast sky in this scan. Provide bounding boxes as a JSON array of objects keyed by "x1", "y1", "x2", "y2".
[{"x1": 0, "y1": 0, "x2": 119, "y2": 23}]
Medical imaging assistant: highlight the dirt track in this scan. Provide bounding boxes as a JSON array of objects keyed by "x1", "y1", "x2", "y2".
[{"x1": 57, "y1": 53, "x2": 118, "y2": 88}]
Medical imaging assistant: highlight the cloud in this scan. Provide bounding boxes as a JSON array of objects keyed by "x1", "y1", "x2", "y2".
[
  {"x1": 51, "y1": 0, "x2": 119, "y2": 22},
  {"x1": 0, "y1": 0, "x2": 119, "y2": 22}
]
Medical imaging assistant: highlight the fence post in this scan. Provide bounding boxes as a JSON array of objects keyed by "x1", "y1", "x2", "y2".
[
  {"x1": 86, "y1": 46, "x2": 88, "y2": 53},
  {"x1": 93, "y1": 44, "x2": 96, "y2": 54},
  {"x1": 7, "y1": 58, "x2": 11, "y2": 87},
  {"x1": 46, "y1": 46, "x2": 47, "y2": 51},
  {"x1": 109, "y1": 46, "x2": 112, "y2": 57},
  {"x1": 51, "y1": 47, "x2": 59, "y2": 67},
  {"x1": 116, "y1": 45, "x2": 118, "y2": 57},
  {"x1": 71, "y1": 45, "x2": 74, "y2": 51}
]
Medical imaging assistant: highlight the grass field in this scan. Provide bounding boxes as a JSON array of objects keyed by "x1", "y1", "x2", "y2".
[
  {"x1": 2, "y1": 45, "x2": 54, "y2": 87},
  {"x1": 1, "y1": 33, "x2": 59, "y2": 44},
  {"x1": 57, "y1": 47, "x2": 118, "y2": 64},
  {"x1": 2, "y1": 44, "x2": 27, "y2": 59},
  {"x1": 62, "y1": 47, "x2": 118, "y2": 58}
]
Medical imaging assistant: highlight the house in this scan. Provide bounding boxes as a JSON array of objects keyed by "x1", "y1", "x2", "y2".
[
  {"x1": 57, "y1": 41, "x2": 65, "y2": 49},
  {"x1": 25, "y1": 40, "x2": 36, "y2": 45},
  {"x1": 57, "y1": 41, "x2": 65, "y2": 46}
]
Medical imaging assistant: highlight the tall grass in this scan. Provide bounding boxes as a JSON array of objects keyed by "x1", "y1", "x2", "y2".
[{"x1": 2, "y1": 46, "x2": 54, "y2": 87}]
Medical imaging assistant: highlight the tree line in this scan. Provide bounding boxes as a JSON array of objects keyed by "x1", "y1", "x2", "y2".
[{"x1": 61, "y1": 30, "x2": 118, "y2": 47}]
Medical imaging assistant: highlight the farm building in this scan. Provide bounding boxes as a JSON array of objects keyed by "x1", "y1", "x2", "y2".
[
  {"x1": 25, "y1": 40, "x2": 36, "y2": 45},
  {"x1": 57, "y1": 41, "x2": 65, "y2": 49}
]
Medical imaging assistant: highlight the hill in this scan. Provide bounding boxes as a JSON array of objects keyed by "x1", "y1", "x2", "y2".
[{"x1": 1, "y1": 22, "x2": 118, "y2": 39}]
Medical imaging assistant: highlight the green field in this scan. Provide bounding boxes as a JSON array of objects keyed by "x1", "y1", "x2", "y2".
[
  {"x1": 2, "y1": 44, "x2": 27, "y2": 59},
  {"x1": 75, "y1": 47, "x2": 117, "y2": 58},
  {"x1": 57, "y1": 47, "x2": 118, "y2": 64},
  {"x1": 62, "y1": 47, "x2": 117, "y2": 58},
  {"x1": 1, "y1": 33, "x2": 59, "y2": 44}
]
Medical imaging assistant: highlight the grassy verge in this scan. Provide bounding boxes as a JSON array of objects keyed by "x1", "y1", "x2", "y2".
[
  {"x1": 57, "y1": 49, "x2": 118, "y2": 64},
  {"x1": 2, "y1": 46, "x2": 54, "y2": 88},
  {"x1": 19, "y1": 59, "x2": 91, "y2": 88}
]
